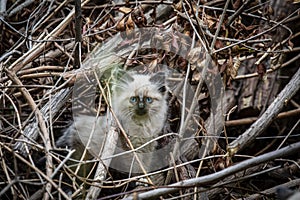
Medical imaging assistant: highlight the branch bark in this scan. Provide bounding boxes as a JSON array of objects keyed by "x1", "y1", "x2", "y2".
[
  {"x1": 227, "y1": 67, "x2": 300, "y2": 155},
  {"x1": 124, "y1": 141, "x2": 300, "y2": 199},
  {"x1": 4, "y1": 68, "x2": 53, "y2": 200},
  {"x1": 74, "y1": 0, "x2": 82, "y2": 69},
  {"x1": 225, "y1": 108, "x2": 300, "y2": 127}
]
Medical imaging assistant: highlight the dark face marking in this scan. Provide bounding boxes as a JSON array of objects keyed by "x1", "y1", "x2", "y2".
[
  {"x1": 136, "y1": 106, "x2": 147, "y2": 115},
  {"x1": 129, "y1": 95, "x2": 154, "y2": 116}
]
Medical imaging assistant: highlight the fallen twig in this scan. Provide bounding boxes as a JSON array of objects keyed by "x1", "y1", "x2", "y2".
[
  {"x1": 124, "y1": 141, "x2": 300, "y2": 199},
  {"x1": 227, "y1": 66, "x2": 300, "y2": 155}
]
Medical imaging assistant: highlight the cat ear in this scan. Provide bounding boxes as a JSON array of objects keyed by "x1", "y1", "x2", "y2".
[
  {"x1": 158, "y1": 85, "x2": 167, "y2": 94},
  {"x1": 150, "y1": 72, "x2": 167, "y2": 94}
]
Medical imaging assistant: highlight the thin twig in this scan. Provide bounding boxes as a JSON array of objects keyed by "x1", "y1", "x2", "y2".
[
  {"x1": 209, "y1": 0, "x2": 230, "y2": 52},
  {"x1": 124, "y1": 141, "x2": 300, "y2": 199},
  {"x1": 0, "y1": 143, "x2": 71, "y2": 200},
  {"x1": 74, "y1": 0, "x2": 82, "y2": 69},
  {"x1": 225, "y1": 108, "x2": 300, "y2": 127},
  {"x1": 228, "y1": 66, "x2": 300, "y2": 155}
]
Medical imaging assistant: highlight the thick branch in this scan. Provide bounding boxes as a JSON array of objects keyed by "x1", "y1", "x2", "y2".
[
  {"x1": 124, "y1": 141, "x2": 300, "y2": 199},
  {"x1": 227, "y1": 67, "x2": 300, "y2": 155}
]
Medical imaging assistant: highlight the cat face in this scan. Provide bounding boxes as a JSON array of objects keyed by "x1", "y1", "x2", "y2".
[
  {"x1": 129, "y1": 95, "x2": 153, "y2": 116},
  {"x1": 112, "y1": 72, "x2": 167, "y2": 120}
]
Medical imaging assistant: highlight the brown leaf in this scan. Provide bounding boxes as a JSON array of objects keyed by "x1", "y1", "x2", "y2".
[
  {"x1": 225, "y1": 56, "x2": 241, "y2": 86},
  {"x1": 171, "y1": 34, "x2": 179, "y2": 53},
  {"x1": 256, "y1": 63, "x2": 266, "y2": 79},
  {"x1": 116, "y1": 16, "x2": 127, "y2": 32},
  {"x1": 215, "y1": 40, "x2": 224, "y2": 49},
  {"x1": 148, "y1": 58, "x2": 158, "y2": 72},
  {"x1": 132, "y1": 9, "x2": 146, "y2": 28},
  {"x1": 244, "y1": 25, "x2": 259, "y2": 31},
  {"x1": 187, "y1": 47, "x2": 205, "y2": 65},
  {"x1": 118, "y1": 7, "x2": 132, "y2": 14},
  {"x1": 177, "y1": 57, "x2": 187, "y2": 71},
  {"x1": 125, "y1": 14, "x2": 135, "y2": 38},
  {"x1": 219, "y1": 60, "x2": 227, "y2": 74},
  {"x1": 233, "y1": 0, "x2": 242, "y2": 10},
  {"x1": 126, "y1": 14, "x2": 135, "y2": 30}
]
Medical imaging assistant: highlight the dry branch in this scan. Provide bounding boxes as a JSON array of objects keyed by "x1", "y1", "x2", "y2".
[
  {"x1": 227, "y1": 67, "x2": 300, "y2": 155},
  {"x1": 0, "y1": 144, "x2": 71, "y2": 200},
  {"x1": 4, "y1": 68, "x2": 54, "y2": 200},
  {"x1": 85, "y1": 126, "x2": 118, "y2": 200},
  {"x1": 0, "y1": 0, "x2": 299, "y2": 199},
  {"x1": 74, "y1": 0, "x2": 82, "y2": 69},
  {"x1": 8, "y1": 0, "x2": 90, "y2": 73},
  {"x1": 240, "y1": 178, "x2": 300, "y2": 200},
  {"x1": 225, "y1": 108, "x2": 300, "y2": 127},
  {"x1": 14, "y1": 88, "x2": 72, "y2": 154},
  {"x1": 124, "y1": 141, "x2": 300, "y2": 199}
]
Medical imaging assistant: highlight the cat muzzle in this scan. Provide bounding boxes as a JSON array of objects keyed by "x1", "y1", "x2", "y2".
[
  {"x1": 136, "y1": 103, "x2": 147, "y2": 115},
  {"x1": 138, "y1": 102, "x2": 145, "y2": 109}
]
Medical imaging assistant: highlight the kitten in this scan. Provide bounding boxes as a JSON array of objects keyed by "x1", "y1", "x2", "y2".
[
  {"x1": 112, "y1": 71, "x2": 168, "y2": 152},
  {"x1": 56, "y1": 71, "x2": 169, "y2": 172}
]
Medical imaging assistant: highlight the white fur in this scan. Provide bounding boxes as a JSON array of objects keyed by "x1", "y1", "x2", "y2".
[
  {"x1": 112, "y1": 73, "x2": 168, "y2": 151},
  {"x1": 57, "y1": 72, "x2": 168, "y2": 154}
]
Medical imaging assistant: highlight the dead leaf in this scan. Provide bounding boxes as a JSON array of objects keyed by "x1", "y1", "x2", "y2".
[
  {"x1": 233, "y1": 0, "x2": 242, "y2": 10},
  {"x1": 118, "y1": 7, "x2": 132, "y2": 14},
  {"x1": 132, "y1": 8, "x2": 146, "y2": 28},
  {"x1": 256, "y1": 63, "x2": 266, "y2": 80},
  {"x1": 116, "y1": 16, "x2": 127, "y2": 32},
  {"x1": 125, "y1": 14, "x2": 135, "y2": 38}
]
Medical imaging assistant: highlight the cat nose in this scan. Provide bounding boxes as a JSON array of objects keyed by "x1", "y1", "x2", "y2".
[{"x1": 138, "y1": 102, "x2": 145, "y2": 109}]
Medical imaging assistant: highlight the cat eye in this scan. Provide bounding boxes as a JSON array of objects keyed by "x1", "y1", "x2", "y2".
[
  {"x1": 145, "y1": 97, "x2": 153, "y2": 103},
  {"x1": 130, "y1": 96, "x2": 137, "y2": 103}
]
